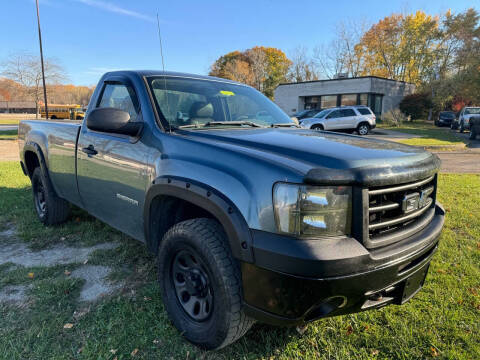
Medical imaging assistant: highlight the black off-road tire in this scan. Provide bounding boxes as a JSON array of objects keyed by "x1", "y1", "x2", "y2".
[
  {"x1": 31, "y1": 167, "x2": 70, "y2": 225},
  {"x1": 311, "y1": 124, "x2": 324, "y2": 131},
  {"x1": 459, "y1": 122, "x2": 464, "y2": 133},
  {"x1": 157, "y1": 218, "x2": 254, "y2": 350}
]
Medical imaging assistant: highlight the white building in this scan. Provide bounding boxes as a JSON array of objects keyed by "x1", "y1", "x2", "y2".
[{"x1": 274, "y1": 76, "x2": 415, "y2": 117}]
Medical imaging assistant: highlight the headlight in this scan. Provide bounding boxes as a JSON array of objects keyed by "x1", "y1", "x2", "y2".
[{"x1": 273, "y1": 183, "x2": 352, "y2": 238}]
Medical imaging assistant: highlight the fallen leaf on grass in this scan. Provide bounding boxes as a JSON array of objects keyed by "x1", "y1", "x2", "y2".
[
  {"x1": 64, "y1": 270, "x2": 71, "y2": 276},
  {"x1": 153, "y1": 339, "x2": 161, "y2": 345},
  {"x1": 431, "y1": 346, "x2": 440, "y2": 357},
  {"x1": 346, "y1": 325, "x2": 354, "y2": 335},
  {"x1": 28, "y1": 272, "x2": 34, "y2": 279},
  {"x1": 110, "y1": 349, "x2": 117, "y2": 354},
  {"x1": 436, "y1": 269, "x2": 447, "y2": 274},
  {"x1": 143, "y1": 296, "x2": 152, "y2": 301},
  {"x1": 83, "y1": 259, "x2": 88, "y2": 265},
  {"x1": 468, "y1": 288, "x2": 478, "y2": 297},
  {"x1": 371, "y1": 349, "x2": 379, "y2": 356},
  {"x1": 131, "y1": 348, "x2": 139, "y2": 357},
  {"x1": 60, "y1": 237, "x2": 66, "y2": 241},
  {"x1": 63, "y1": 323, "x2": 74, "y2": 329}
]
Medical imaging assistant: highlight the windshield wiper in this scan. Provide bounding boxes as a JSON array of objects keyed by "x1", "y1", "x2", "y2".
[
  {"x1": 270, "y1": 123, "x2": 301, "y2": 128},
  {"x1": 178, "y1": 121, "x2": 265, "y2": 129}
]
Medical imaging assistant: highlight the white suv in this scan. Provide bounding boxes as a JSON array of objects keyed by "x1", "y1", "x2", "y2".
[
  {"x1": 455, "y1": 106, "x2": 480, "y2": 133},
  {"x1": 299, "y1": 106, "x2": 376, "y2": 135}
]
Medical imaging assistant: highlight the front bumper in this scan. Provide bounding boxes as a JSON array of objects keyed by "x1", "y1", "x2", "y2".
[
  {"x1": 438, "y1": 118, "x2": 452, "y2": 125},
  {"x1": 242, "y1": 204, "x2": 444, "y2": 326}
]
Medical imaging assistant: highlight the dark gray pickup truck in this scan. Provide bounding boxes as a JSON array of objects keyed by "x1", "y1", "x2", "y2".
[{"x1": 19, "y1": 71, "x2": 445, "y2": 349}]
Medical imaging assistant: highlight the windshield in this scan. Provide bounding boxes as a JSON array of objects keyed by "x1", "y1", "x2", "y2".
[
  {"x1": 314, "y1": 109, "x2": 331, "y2": 118},
  {"x1": 295, "y1": 110, "x2": 309, "y2": 117},
  {"x1": 465, "y1": 108, "x2": 480, "y2": 115},
  {"x1": 147, "y1": 77, "x2": 294, "y2": 128},
  {"x1": 440, "y1": 112, "x2": 455, "y2": 118}
]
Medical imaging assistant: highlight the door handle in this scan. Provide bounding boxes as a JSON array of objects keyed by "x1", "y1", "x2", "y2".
[{"x1": 82, "y1": 145, "x2": 98, "y2": 156}]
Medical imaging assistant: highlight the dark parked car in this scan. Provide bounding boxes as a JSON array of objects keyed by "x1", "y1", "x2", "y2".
[
  {"x1": 18, "y1": 70, "x2": 444, "y2": 350},
  {"x1": 293, "y1": 109, "x2": 319, "y2": 120},
  {"x1": 435, "y1": 111, "x2": 455, "y2": 127}
]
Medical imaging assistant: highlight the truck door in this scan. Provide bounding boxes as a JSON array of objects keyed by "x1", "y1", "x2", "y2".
[{"x1": 76, "y1": 79, "x2": 149, "y2": 241}]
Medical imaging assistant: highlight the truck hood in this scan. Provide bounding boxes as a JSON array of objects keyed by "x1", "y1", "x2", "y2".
[{"x1": 177, "y1": 128, "x2": 440, "y2": 187}]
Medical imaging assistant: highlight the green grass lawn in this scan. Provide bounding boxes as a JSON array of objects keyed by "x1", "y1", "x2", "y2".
[
  {"x1": 379, "y1": 121, "x2": 467, "y2": 147},
  {"x1": 0, "y1": 115, "x2": 37, "y2": 125},
  {"x1": 0, "y1": 161, "x2": 479, "y2": 359},
  {"x1": 0, "y1": 130, "x2": 18, "y2": 140}
]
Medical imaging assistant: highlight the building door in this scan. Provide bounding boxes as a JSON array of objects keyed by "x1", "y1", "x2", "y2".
[{"x1": 369, "y1": 94, "x2": 383, "y2": 117}]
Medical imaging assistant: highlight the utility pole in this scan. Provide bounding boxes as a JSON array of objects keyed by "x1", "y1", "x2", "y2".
[{"x1": 35, "y1": 0, "x2": 48, "y2": 119}]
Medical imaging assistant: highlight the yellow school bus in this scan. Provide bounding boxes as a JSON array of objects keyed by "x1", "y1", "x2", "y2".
[{"x1": 40, "y1": 104, "x2": 85, "y2": 120}]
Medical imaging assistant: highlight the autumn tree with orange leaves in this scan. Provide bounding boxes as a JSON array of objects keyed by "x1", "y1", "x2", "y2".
[{"x1": 209, "y1": 46, "x2": 291, "y2": 99}]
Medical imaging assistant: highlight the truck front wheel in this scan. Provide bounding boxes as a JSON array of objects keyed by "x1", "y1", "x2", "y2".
[
  {"x1": 31, "y1": 167, "x2": 70, "y2": 225},
  {"x1": 157, "y1": 218, "x2": 254, "y2": 350}
]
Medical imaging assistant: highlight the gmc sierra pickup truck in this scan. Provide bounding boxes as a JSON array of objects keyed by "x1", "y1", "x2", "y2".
[{"x1": 19, "y1": 71, "x2": 445, "y2": 350}]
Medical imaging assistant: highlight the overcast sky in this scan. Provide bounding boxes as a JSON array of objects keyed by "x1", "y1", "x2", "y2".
[{"x1": 0, "y1": 0, "x2": 476, "y2": 86}]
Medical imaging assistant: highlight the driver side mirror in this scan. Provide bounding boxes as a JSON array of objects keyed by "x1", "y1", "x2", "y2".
[{"x1": 86, "y1": 107, "x2": 143, "y2": 136}]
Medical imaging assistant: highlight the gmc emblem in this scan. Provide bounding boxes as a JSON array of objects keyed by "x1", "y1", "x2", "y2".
[{"x1": 402, "y1": 192, "x2": 420, "y2": 213}]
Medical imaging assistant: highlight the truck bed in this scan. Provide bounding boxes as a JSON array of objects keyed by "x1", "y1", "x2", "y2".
[{"x1": 19, "y1": 119, "x2": 83, "y2": 206}]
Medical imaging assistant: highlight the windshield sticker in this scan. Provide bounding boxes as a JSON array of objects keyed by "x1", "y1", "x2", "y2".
[{"x1": 219, "y1": 90, "x2": 235, "y2": 96}]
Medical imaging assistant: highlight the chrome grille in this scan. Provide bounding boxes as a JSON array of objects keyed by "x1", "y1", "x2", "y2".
[{"x1": 366, "y1": 175, "x2": 437, "y2": 248}]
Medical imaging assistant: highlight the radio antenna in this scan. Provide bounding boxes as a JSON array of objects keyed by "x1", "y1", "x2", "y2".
[
  {"x1": 156, "y1": 13, "x2": 171, "y2": 132},
  {"x1": 156, "y1": 13, "x2": 166, "y2": 73}
]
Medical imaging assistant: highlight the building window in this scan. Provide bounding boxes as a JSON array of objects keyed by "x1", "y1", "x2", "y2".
[
  {"x1": 321, "y1": 95, "x2": 337, "y2": 109},
  {"x1": 304, "y1": 96, "x2": 320, "y2": 109},
  {"x1": 341, "y1": 94, "x2": 357, "y2": 106},
  {"x1": 359, "y1": 94, "x2": 368, "y2": 106}
]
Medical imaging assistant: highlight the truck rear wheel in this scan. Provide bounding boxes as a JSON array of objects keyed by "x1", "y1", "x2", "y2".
[
  {"x1": 157, "y1": 218, "x2": 254, "y2": 350},
  {"x1": 31, "y1": 167, "x2": 70, "y2": 225}
]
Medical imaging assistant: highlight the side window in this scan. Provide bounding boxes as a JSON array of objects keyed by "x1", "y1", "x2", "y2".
[
  {"x1": 357, "y1": 108, "x2": 372, "y2": 115},
  {"x1": 151, "y1": 87, "x2": 208, "y2": 125},
  {"x1": 98, "y1": 83, "x2": 140, "y2": 122},
  {"x1": 327, "y1": 110, "x2": 341, "y2": 119},
  {"x1": 341, "y1": 109, "x2": 356, "y2": 117}
]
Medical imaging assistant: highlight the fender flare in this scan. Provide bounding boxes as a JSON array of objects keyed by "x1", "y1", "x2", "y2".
[
  {"x1": 144, "y1": 176, "x2": 254, "y2": 263},
  {"x1": 23, "y1": 141, "x2": 52, "y2": 185}
]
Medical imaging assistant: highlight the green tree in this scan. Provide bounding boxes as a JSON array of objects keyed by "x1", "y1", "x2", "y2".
[{"x1": 399, "y1": 93, "x2": 433, "y2": 119}]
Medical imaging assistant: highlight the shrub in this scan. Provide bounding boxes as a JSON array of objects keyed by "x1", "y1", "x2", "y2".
[
  {"x1": 399, "y1": 93, "x2": 433, "y2": 120},
  {"x1": 382, "y1": 109, "x2": 409, "y2": 127}
]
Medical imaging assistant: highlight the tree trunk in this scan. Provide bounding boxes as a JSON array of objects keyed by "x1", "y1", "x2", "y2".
[{"x1": 35, "y1": 101, "x2": 39, "y2": 119}]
